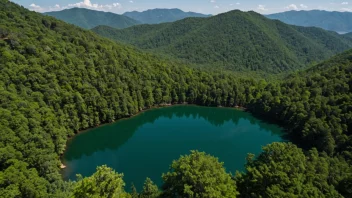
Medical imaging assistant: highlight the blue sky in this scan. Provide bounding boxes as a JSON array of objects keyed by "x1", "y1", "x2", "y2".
[{"x1": 11, "y1": 0, "x2": 352, "y2": 14}]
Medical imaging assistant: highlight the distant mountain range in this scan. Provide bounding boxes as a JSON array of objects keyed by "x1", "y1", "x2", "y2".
[
  {"x1": 345, "y1": 32, "x2": 352, "y2": 38},
  {"x1": 92, "y1": 10, "x2": 352, "y2": 73},
  {"x1": 45, "y1": 8, "x2": 141, "y2": 29},
  {"x1": 45, "y1": 8, "x2": 352, "y2": 34},
  {"x1": 267, "y1": 10, "x2": 352, "y2": 33},
  {"x1": 45, "y1": 8, "x2": 210, "y2": 29},
  {"x1": 123, "y1": 8, "x2": 211, "y2": 24}
]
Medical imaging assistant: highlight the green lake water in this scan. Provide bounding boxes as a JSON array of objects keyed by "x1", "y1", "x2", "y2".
[{"x1": 62, "y1": 105, "x2": 284, "y2": 191}]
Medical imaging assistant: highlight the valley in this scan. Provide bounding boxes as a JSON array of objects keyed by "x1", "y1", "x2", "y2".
[
  {"x1": 62, "y1": 105, "x2": 284, "y2": 191},
  {"x1": 0, "y1": 1, "x2": 352, "y2": 197},
  {"x1": 92, "y1": 10, "x2": 352, "y2": 73}
]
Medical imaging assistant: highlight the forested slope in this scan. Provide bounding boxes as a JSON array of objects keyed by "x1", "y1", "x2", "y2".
[
  {"x1": 0, "y1": 1, "x2": 351, "y2": 197},
  {"x1": 345, "y1": 32, "x2": 352, "y2": 38},
  {"x1": 45, "y1": 8, "x2": 141, "y2": 29},
  {"x1": 92, "y1": 10, "x2": 352, "y2": 73},
  {"x1": 240, "y1": 49, "x2": 352, "y2": 197},
  {"x1": 249, "y1": 49, "x2": 352, "y2": 156},
  {"x1": 0, "y1": 1, "x2": 257, "y2": 196}
]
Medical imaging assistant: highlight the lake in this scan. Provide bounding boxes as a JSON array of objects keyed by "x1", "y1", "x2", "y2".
[{"x1": 62, "y1": 105, "x2": 284, "y2": 191}]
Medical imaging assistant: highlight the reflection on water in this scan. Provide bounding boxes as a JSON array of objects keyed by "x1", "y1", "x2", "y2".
[{"x1": 63, "y1": 105, "x2": 284, "y2": 191}]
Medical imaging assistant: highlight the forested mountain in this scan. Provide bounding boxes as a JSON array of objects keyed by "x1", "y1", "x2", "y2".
[
  {"x1": 45, "y1": 8, "x2": 140, "y2": 29},
  {"x1": 267, "y1": 10, "x2": 352, "y2": 33},
  {"x1": 0, "y1": 1, "x2": 258, "y2": 196},
  {"x1": 240, "y1": 48, "x2": 352, "y2": 197},
  {"x1": 93, "y1": 10, "x2": 352, "y2": 73},
  {"x1": 249, "y1": 48, "x2": 352, "y2": 156},
  {"x1": 1, "y1": 0, "x2": 352, "y2": 197},
  {"x1": 345, "y1": 32, "x2": 352, "y2": 38},
  {"x1": 123, "y1": 8, "x2": 210, "y2": 24}
]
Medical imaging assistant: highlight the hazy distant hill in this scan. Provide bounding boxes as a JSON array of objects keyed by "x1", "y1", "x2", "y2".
[
  {"x1": 45, "y1": 8, "x2": 140, "y2": 29},
  {"x1": 123, "y1": 8, "x2": 210, "y2": 24},
  {"x1": 267, "y1": 10, "x2": 352, "y2": 33},
  {"x1": 345, "y1": 32, "x2": 352, "y2": 38},
  {"x1": 93, "y1": 10, "x2": 352, "y2": 73}
]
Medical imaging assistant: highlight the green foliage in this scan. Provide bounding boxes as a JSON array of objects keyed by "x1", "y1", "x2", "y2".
[
  {"x1": 236, "y1": 143, "x2": 351, "y2": 197},
  {"x1": 130, "y1": 184, "x2": 139, "y2": 198},
  {"x1": 267, "y1": 10, "x2": 352, "y2": 33},
  {"x1": 337, "y1": 177, "x2": 352, "y2": 197},
  {"x1": 0, "y1": 1, "x2": 352, "y2": 197},
  {"x1": 0, "y1": 159, "x2": 49, "y2": 198},
  {"x1": 248, "y1": 49, "x2": 352, "y2": 157},
  {"x1": 140, "y1": 178, "x2": 160, "y2": 198},
  {"x1": 123, "y1": 8, "x2": 210, "y2": 24},
  {"x1": 162, "y1": 150, "x2": 238, "y2": 198},
  {"x1": 0, "y1": 0, "x2": 255, "y2": 196},
  {"x1": 92, "y1": 10, "x2": 352, "y2": 73},
  {"x1": 45, "y1": 8, "x2": 141, "y2": 29},
  {"x1": 72, "y1": 165, "x2": 130, "y2": 198}
]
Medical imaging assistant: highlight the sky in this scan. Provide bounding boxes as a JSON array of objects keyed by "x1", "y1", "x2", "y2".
[{"x1": 10, "y1": 0, "x2": 352, "y2": 14}]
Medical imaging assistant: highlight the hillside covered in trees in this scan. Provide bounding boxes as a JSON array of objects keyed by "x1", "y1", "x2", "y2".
[
  {"x1": 267, "y1": 10, "x2": 352, "y2": 33},
  {"x1": 123, "y1": 8, "x2": 211, "y2": 24},
  {"x1": 92, "y1": 10, "x2": 352, "y2": 73},
  {"x1": 45, "y1": 8, "x2": 141, "y2": 29},
  {"x1": 0, "y1": 0, "x2": 352, "y2": 197}
]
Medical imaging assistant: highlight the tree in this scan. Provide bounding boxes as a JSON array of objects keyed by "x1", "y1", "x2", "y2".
[
  {"x1": 236, "y1": 143, "x2": 343, "y2": 198},
  {"x1": 72, "y1": 165, "x2": 130, "y2": 198},
  {"x1": 130, "y1": 183, "x2": 139, "y2": 198},
  {"x1": 162, "y1": 150, "x2": 238, "y2": 198},
  {"x1": 337, "y1": 177, "x2": 352, "y2": 198},
  {"x1": 140, "y1": 178, "x2": 160, "y2": 198},
  {"x1": 0, "y1": 159, "x2": 49, "y2": 198}
]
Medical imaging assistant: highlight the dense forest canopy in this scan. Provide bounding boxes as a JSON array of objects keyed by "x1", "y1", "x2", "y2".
[
  {"x1": 45, "y1": 8, "x2": 141, "y2": 29},
  {"x1": 92, "y1": 10, "x2": 352, "y2": 73},
  {"x1": 0, "y1": 0, "x2": 351, "y2": 197}
]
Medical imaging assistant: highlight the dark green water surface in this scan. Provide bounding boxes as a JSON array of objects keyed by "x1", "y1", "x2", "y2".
[{"x1": 63, "y1": 105, "x2": 284, "y2": 190}]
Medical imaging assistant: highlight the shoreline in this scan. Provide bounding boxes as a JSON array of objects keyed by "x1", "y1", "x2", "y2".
[
  {"x1": 59, "y1": 103, "x2": 246, "y2": 169},
  {"x1": 67, "y1": 103, "x2": 246, "y2": 138}
]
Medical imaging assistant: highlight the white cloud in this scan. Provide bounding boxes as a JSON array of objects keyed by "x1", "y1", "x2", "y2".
[
  {"x1": 230, "y1": 2, "x2": 240, "y2": 6},
  {"x1": 112, "y1": 3, "x2": 122, "y2": 8},
  {"x1": 28, "y1": 0, "x2": 122, "y2": 13},
  {"x1": 300, "y1": 4, "x2": 308, "y2": 9},
  {"x1": 129, "y1": 0, "x2": 134, "y2": 3},
  {"x1": 286, "y1": 4, "x2": 298, "y2": 10},
  {"x1": 257, "y1": 5, "x2": 268, "y2": 11},
  {"x1": 341, "y1": 7, "x2": 352, "y2": 11},
  {"x1": 214, "y1": 5, "x2": 219, "y2": 9},
  {"x1": 30, "y1": 3, "x2": 40, "y2": 8},
  {"x1": 342, "y1": 2, "x2": 349, "y2": 5},
  {"x1": 45, "y1": 4, "x2": 62, "y2": 12},
  {"x1": 68, "y1": 0, "x2": 122, "y2": 10},
  {"x1": 210, "y1": 0, "x2": 216, "y2": 3},
  {"x1": 29, "y1": 3, "x2": 43, "y2": 12},
  {"x1": 69, "y1": 0, "x2": 91, "y2": 8}
]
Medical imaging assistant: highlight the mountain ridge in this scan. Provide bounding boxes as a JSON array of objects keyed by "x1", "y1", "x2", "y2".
[
  {"x1": 267, "y1": 10, "x2": 352, "y2": 33},
  {"x1": 1, "y1": 1, "x2": 352, "y2": 197},
  {"x1": 123, "y1": 8, "x2": 211, "y2": 24},
  {"x1": 45, "y1": 7, "x2": 141, "y2": 29},
  {"x1": 93, "y1": 10, "x2": 352, "y2": 73}
]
